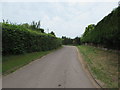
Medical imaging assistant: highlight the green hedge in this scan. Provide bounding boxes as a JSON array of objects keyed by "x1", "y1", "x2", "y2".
[
  {"x1": 81, "y1": 7, "x2": 120, "y2": 50},
  {"x1": 2, "y1": 23, "x2": 62, "y2": 55}
]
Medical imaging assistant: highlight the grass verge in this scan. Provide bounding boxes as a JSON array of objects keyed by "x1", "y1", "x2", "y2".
[
  {"x1": 2, "y1": 47, "x2": 62, "y2": 75},
  {"x1": 77, "y1": 45, "x2": 119, "y2": 88}
]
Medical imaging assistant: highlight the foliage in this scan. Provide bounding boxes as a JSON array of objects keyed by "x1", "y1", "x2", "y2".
[
  {"x1": 2, "y1": 22, "x2": 62, "y2": 55},
  {"x1": 73, "y1": 37, "x2": 81, "y2": 45},
  {"x1": 81, "y1": 7, "x2": 120, "y2": 50},
  {"x1": 62, "y1": 36, "x2": 81, "y2": 45},
  {"x1": 82, "y1": 24, "x2": 95, "y2": 38},
  {"x1": 50, "y1": 31, "x2": 56, "y2": 36},
  {"x1": 62, "y1": 36, "x2": 73, "y2": 45}
]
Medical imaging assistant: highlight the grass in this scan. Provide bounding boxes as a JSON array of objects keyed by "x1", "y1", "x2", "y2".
[
  {"x1": 2, "y1": 48, "x2": 59, "y2": 75},
  {"x1": 77, "y1": 45, "x2": 119, "y2": 88}
]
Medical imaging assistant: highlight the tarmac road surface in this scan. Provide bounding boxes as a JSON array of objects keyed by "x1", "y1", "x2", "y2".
[{"x1": 3, "y1": 46, "x2": 94, "y2": 88}]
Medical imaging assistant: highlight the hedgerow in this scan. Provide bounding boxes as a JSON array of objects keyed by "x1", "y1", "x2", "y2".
[
  {"x1": 81, "y1": 6, "x2": 120, "y2": 50},
  {"x1": 2, "y1": 23, "x2": 62, "y2": 55}
]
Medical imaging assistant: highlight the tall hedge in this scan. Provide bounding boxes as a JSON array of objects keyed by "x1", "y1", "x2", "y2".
[
  {"x1": 2, "y1": 23, "x2": 62, "y2": 55},
  {"x1": 81, "y1": 6, "x2": 120, "y2": 50}
]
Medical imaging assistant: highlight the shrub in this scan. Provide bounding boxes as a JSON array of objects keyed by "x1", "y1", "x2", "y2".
[
  {"x1": 81, "y1": 7, "x2": 120, "y2": 50},
  {"x1": 2, "y1": 23, "x2": 62, "y2": 55}
]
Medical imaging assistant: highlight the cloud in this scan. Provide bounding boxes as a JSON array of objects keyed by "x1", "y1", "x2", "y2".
[
  {"x1": 1, "y1": 2, "x2": 118, "y2": 38},
  {"x1": 0, "y1": 0, "x2": 119, "y2": 2}
]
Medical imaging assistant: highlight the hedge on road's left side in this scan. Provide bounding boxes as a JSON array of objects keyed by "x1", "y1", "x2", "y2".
[{"x1": 2, "y1": 23, "x2": 62, "y2": 55}]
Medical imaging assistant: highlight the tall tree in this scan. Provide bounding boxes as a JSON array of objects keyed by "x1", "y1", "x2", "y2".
[
  {"x1": 37, "y1": 20, "x2": 41, "y2": 29},
  {"x1": 50, "y1": 31, "x2": 56, "y2": 36}
]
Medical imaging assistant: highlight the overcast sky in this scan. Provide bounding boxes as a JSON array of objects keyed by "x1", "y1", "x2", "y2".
[{"x1": 1, "y1": 1, "x2": 119, "y2": 38}]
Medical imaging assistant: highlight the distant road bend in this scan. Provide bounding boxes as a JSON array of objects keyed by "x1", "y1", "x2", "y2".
[{"x1": 3, "y1": 46, "x2": 94, "y2": 88}]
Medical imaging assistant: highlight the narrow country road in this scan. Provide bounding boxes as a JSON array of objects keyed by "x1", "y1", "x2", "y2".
[{"x1": 3, "y1": 46, "x2": 94, "y2": 88}]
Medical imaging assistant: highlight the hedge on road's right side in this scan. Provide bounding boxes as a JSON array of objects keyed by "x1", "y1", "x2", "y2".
[
  {"x1": 81, "y1": 6, "x2": 120, "y2": 50},
  {"x1": 2, "y1": 23, "x2": 62, "y2": 55}
]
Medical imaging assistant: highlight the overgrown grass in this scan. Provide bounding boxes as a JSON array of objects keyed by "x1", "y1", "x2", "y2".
[
  {"x1": 77, "y1": 45, "x2": 119, "y2": 88},
  {"x1": 2, "y1": 50, "x2": 54, "y2": 75}
]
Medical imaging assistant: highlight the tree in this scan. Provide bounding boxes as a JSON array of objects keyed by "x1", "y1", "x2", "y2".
[
  {"x1": 50, "y1": 31, "x2": 56, "y2": 36},
  {"x1": 31, "y1": 21, "x2": 36, "y2": 29},
  {"x1": 62, "y1": 36, "x2": 73, "y2": 45},
  {"x1": 37, "y1": 20, "x2": 41, "y2": 28},
  {"x1": 73, "y1": 37, "x2": 81, "y2": 45},
  {"x1": 83, "y1": 24, "x2": 95, "y2": 37},
  {"x1": 31, "y1": 21, "x2": 41, "y2": 29},
  {"x1": 21, "y1": 23, "x2": 29, "y2": 28},
  {"x1": 39, "y1": 28, "x2": 44, "y2": 33}
]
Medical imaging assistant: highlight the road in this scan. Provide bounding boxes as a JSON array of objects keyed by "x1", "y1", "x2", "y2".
[{"x1": 3, "y1": 46, "x2": 94, "y2": 88}]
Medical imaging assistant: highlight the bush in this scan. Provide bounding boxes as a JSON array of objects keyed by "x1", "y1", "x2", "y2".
[
  {"x1": 2, "y1": 23, "x2": 62, "y2": 55},
  {"x1": 81, "y1": 7, "x2": 120, "y2": 50}
]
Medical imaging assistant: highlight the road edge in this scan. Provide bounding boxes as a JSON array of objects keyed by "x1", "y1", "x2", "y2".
[
  {"x1": 3, "y1": 46, "x2": 63, "y2": 76},
  {"x1": 75, "y1": 46, "x2": 102, "y2": 88}
]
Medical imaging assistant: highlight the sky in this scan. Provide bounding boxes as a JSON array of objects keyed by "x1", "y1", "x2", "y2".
[{"x1": 1, "y1": 0, "x2": 119, "y2": 38}]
